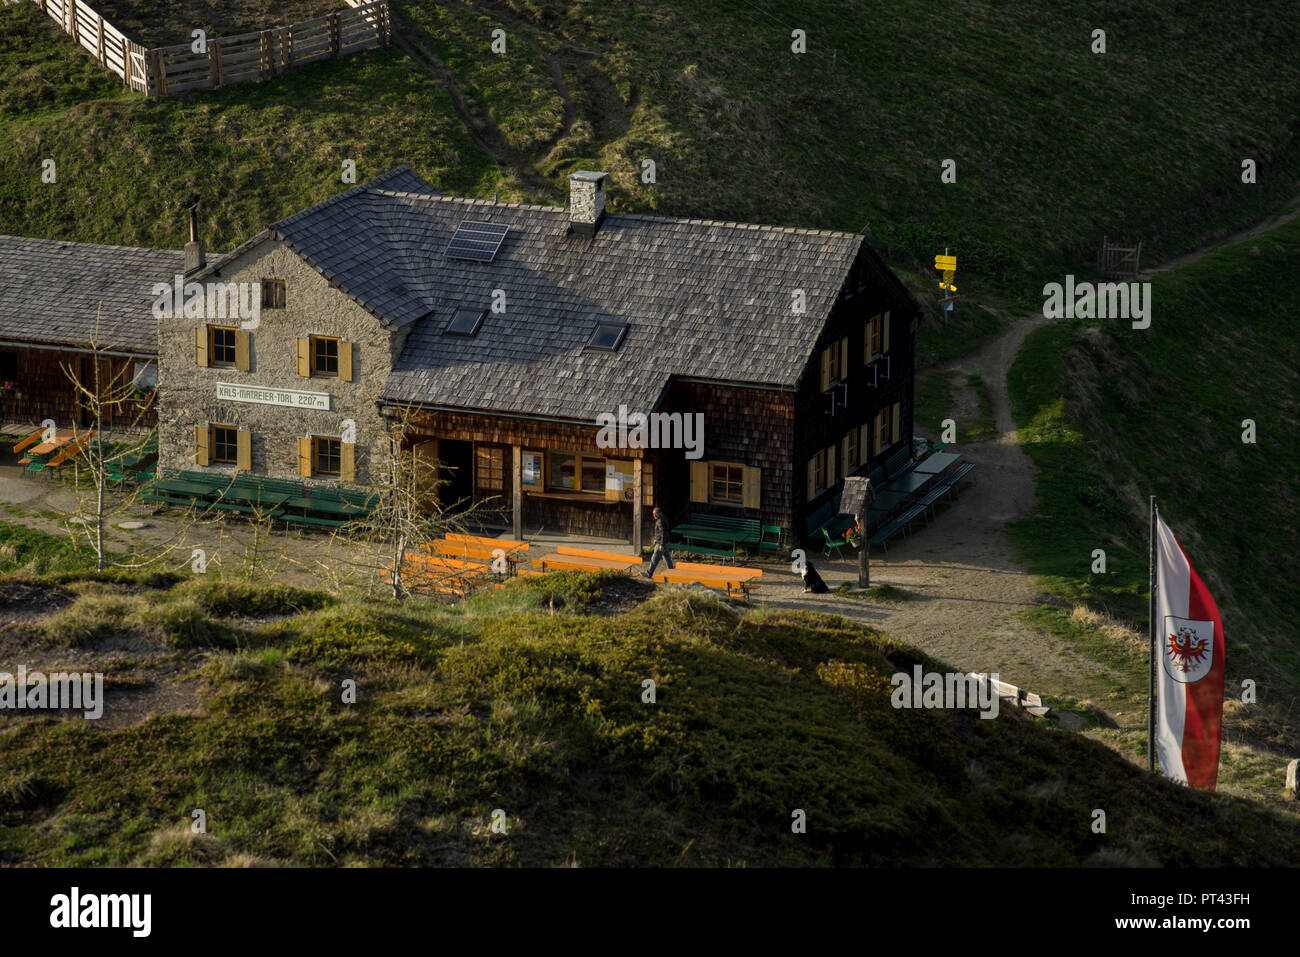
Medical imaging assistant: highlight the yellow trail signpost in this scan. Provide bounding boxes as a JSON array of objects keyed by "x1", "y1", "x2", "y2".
[{"x1": 935, "y1": 253, "x2": 958, "y2": 321}]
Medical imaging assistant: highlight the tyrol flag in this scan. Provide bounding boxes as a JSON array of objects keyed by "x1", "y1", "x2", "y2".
[{"x1": 1153, "y1": 514, "x2": 1226, "y2": 789}]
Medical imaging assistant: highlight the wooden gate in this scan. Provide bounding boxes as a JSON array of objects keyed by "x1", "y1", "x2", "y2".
[{"x1": 1100, "y1": 236, "x2": 1142, "y2": 279}]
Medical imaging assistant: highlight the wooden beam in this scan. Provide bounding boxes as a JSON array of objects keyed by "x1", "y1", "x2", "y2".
[
  {"x1": 511, "y1": 445, "x2": 523, "y2": 541},
  {"x1": 632, "y1": 458, "x2": 643, "y2": 553},
  {"x1": 210, "y1": 39, "x2": 222, "y2": 88},
  {"x1": 151, "y1": 49, "x2": 166, "y2": 96}
]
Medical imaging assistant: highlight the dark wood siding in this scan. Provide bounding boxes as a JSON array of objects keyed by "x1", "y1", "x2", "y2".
[
  {"x1": 659, "y1": 381, "x2": 795, "y2": 532},
  {"x1": 791, "y1": 249, "x2": 919, "y2": 540},
  {"x1": 403, "y1": 408, "x2": 658, "y2": 542},
  {"x1": 0, "y1": 347, "x2": 156, "y2": 432}
]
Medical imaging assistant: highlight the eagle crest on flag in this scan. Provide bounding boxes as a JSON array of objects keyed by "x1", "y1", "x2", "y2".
[{"x1": 1162, "y1": 616, "x2": 1215, "y2": 683}]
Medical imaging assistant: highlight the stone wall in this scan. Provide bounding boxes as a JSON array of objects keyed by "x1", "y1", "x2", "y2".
[{"x1": 156, "y1": 239, "x2": 401, "y2": 487}]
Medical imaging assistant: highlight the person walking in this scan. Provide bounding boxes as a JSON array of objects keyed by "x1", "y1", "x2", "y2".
[{"x1": 644, "y1": 507, "x2": 675, "y2": 578}]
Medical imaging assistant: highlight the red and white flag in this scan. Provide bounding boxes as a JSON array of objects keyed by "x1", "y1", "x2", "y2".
[{"x1": 1154, "y1": 514, "x2": 1226, "y2": 789}]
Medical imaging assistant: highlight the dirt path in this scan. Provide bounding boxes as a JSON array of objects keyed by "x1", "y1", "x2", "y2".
[
  {"x1": 752, "y1": 313, "x2": 1139, "y2": 709},
  {"x1": 755, "y1": 190, "x2": 1300, "y2": 714},
  {"x1": 1141, "y1": 193, "x2": 1300, "y2": 277}
]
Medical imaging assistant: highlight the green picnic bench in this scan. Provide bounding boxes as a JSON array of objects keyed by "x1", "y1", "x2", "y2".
[
  {"x1": 670, "y1": 512, "x2": 761, "y2": 560},
  {"x1": 883, "y1": 447, "x2": 914, "y2": 480}
]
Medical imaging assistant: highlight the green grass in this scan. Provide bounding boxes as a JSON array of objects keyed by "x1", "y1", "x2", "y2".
[
  {"x1": 836, "y1": 583, "x2": 915, "y2": 603},
  {"x1": 0, "y1": 3, "x2": 505, "y2": 253},
  {"x1": 911, "y1": 370, "x2": 997, "y2": 442},
  {"x1": 963, "y1": 374, "x2": 997, "y2": 441},
  {"x1": 912, "y1": 370, "x2": 952, "y2": 440},
  {"x1": 4, "y1": 0, "x2": 1300, "y2": 319},
  {"x1": 2, "y1": 571, "x2": 1298, "y2": 866},
  {"x1": 1008, "y1": 217, "x2": 1300, "y2": 709},
  {"x1": 0, "y1": 520, "x2": 94, "y2": 576}
]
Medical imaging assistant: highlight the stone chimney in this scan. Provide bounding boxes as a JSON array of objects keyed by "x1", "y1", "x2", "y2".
[
  {"x1": 184, "y1": 203, "x2": 206, "y2": 274},
  {"x1": 567, "y1": 171, "x2": 608, "y2": 237}
]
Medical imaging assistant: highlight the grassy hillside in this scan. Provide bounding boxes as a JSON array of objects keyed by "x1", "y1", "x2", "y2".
[
  {"x1": 4, "y1": 0, "x2": 1300, "y2": 316},
  {"x1": 1, "y1": 561, "x2": 1297, "y2": 866},
  {"x1": 1008, "y1": 216, "x2": 1300, "y2": 760}
]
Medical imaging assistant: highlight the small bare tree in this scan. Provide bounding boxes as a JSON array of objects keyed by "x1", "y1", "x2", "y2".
[
  {"x1": 327, "y1": 405, "x2": 495, "y2": 600},
  {"x1": 59, "y1": 308, "x2": 195, "y2": 572}
]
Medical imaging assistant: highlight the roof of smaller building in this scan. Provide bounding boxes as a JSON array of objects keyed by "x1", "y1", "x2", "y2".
[{"x1": 0, "y1": 236, "x2": 184, "y2": 355}]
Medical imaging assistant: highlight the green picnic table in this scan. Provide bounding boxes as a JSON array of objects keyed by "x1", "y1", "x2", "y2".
[
  {"x1": 884, "y1": 471, "x2": 934, "y2": 496},
  {"x1": 152, "y1": 479, "x2": 221, "y2": 498},
  {"x1": 286, "y1": 497, "x2": 364, "y2": 516},
  {"x1": 221, "y1": 488, "x2": 291, "y2": 508},
  {"x1": 913, "y1": 451, "x2": 961, "y2": 475}
]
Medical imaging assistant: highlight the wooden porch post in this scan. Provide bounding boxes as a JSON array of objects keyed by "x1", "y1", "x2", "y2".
[
  {"x1": 511, "y1": 444, "x2": 523, "y2": 541},
  {"x1": 632, "y1": 458, "x2": 643, "y2": 553}
]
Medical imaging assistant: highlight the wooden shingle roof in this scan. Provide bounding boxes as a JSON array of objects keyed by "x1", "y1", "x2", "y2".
[
  {"x1": 378, "y1": 194, "x2": 868, "y2": 420},
  {"x1": 0, "y1": 236, "x2": 184, "y2": 355},
  {"x1": 239, "y1": 168, "x2": 891, "y2": 421}
]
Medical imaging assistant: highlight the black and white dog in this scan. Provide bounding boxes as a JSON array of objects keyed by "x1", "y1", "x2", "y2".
[{"x1": 801, "y1": 559, "x2": 829, "y2": 594}]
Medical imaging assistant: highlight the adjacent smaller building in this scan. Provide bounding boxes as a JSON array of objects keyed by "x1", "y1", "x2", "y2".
[{"x1": 0, "y1": 236, "x2": 180, "y2": 431}]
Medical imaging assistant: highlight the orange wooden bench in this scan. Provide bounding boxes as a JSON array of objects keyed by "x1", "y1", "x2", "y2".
[
  {"x1": 555, "y1": 545, "x2": 642, "y2": 567},
  {"x1": 532, "y1": 553, "x2": 641, "y2": 573},
  {"x1": 651, "y1": 562, "x2": 763, "y2": 597},
  {"x1": 11, "y1": 428, "x2": 44, "y2": 455},
  {"x1": 445, "y1": 532, "x2": 529, "y2": 551},
  {"x1": 425, "y1": 538, "x2": 528, "y2": 563}
]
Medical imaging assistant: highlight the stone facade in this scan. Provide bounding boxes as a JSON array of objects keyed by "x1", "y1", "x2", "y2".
[{"x1": 156, "y1": 239, "x2": 403, "y2": 488}]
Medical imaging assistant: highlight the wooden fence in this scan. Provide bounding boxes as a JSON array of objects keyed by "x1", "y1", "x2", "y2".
[
  {"x1": 30, "y1": 0, "x2": 390, "y2": 97},
  {"x1": 31, "y1": 0, "x2": 148, "y2": 92}
]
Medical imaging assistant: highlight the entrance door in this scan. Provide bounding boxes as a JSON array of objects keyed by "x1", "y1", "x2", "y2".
[
  {"x1": 439, "y1": 440, "x2": 474, "y2": 512},
  {"x1": 412, "y1": 440, "x2": 440, "y2": 512}
]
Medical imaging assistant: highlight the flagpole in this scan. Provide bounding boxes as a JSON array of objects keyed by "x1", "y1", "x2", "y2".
[{"x1": 1148, "y1": 495, "x2": 1158, "y2": 773}]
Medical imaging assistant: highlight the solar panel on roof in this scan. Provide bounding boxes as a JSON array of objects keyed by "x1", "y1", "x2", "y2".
[{"x1": 444, "y1": 221, "x2": 509, "y2": 262}]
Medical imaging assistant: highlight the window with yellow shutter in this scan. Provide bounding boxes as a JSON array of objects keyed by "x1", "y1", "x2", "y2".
[
  {"x1": 211, "y1": 425, "x2": 239, "y2": 463},
  {"x1": 710, "y1": 462, "x2": 745, "y2": 503}
]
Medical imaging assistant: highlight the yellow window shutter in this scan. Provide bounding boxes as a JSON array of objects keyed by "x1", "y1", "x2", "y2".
[
  {"x1": 839, "y1": 337, "x2": 848, "y2": 379},
  {"x1": 819, "y1": 349, "x2": 830, "y2": 391},
  {"x1": 806, "y1": 459, "x2": 816, "y2": 502},
  {"x1": 827, "y1": 446, "x2": 836, "y2": 486},
  {"x1": 297, "y1": 338, "x2": 310, "y2": 377},
  {"x1": 340, "y1": 341, "x2": 354, "y2": 382},
  {"x1": 742, "y1": 466, "x2": 760, "y2": 510},
  {"x1": 195, "y1": 327, "x2": 209, "y2": 367},
  {"x1": 194, "y1": 425, "x2": 210, "y2": 466},
  {"x1": 298, "y1": 437, "x2": 312, "y2": 477},
  {"x1": 859, "y1": 424, "x2": 870, "y2": 464},
  {"x1": 236, "y1": 429, "x2": 251, "y2": 470},
  {"x1": 863, "y1": 320, "x2": 871, "y2": 363},
  {"x1": 874, "y1": 413, "x2": 884, "y2": 454},
  {"x1": 892, "y1": 403, "x2": 901, "y2": 443},
  {"x1": 234, "y1": 330, "x2": 250, "y2": 372},
  {"x1": 882, "y1": 311, "x2": 891, "y2": 353},
  {"x1": 689, "y1": 460, "x2": 708, "y2": 503},
  {"x1": 340, "y1": 442, "x2": 355, "y2": 482},
  {"x1": 841, "y1": 435, "x2": 850, "y2": 473}
]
